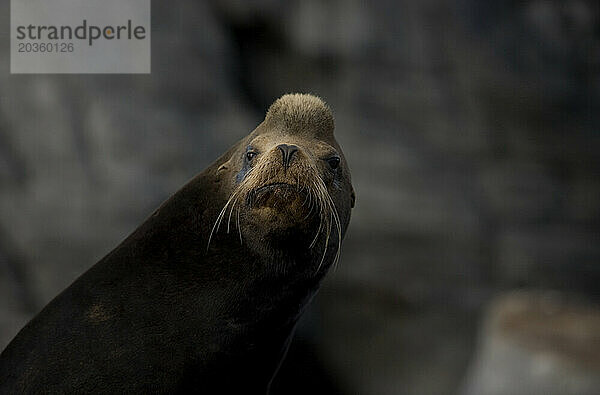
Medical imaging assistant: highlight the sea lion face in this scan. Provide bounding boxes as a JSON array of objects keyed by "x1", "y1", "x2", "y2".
[
  {"x1": 240, "y1": 132, "x2": 343, "y2": 229},
  {"x1": 211, "y1": 94, "x2": 354, "y2": 268}
]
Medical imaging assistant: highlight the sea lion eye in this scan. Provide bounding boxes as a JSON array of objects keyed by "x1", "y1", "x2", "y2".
[
  {"x1": 327, "y1": 157, "x2": 340, "y2": 169},
  {"x1": 246, "y1": 151, "x2": 257, "y2": 161}
]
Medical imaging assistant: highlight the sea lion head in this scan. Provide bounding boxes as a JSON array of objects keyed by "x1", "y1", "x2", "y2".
[{"x1": 210, "y1": 94, "x2": 355, "y2": 271}]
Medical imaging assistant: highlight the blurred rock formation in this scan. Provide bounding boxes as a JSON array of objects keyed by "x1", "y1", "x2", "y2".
[{"x1": 462, "y1": 292, "x2": 600, "y2": 395}]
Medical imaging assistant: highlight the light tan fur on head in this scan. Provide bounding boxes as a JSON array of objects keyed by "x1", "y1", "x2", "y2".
[{"x1": 264, "y1": 94, "x2": 334, "y2": 138}]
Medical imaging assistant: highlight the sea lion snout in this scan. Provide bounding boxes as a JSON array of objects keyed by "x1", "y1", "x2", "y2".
[
  {"x1": 244, "y1": 143, "x2": 315, "y2": 220},
  {"x1": 241, "y1": 140, "x2": 313, "y2": 205},
  {"x1": 276, "y1": 144, "x2": 299, "y2": 169}
]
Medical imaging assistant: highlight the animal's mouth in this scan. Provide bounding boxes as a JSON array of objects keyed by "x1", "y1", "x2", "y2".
[
  {"x1": 247, "y1": 182, "x2": 305, "y2": 208},
  {"x1": 255, "y1": 182, "x2": 297, "y2": 193}
]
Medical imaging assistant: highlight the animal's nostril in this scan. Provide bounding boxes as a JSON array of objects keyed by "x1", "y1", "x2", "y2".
[{"x1": 277, "y1": 144, "x2": 299, "y2": 168}]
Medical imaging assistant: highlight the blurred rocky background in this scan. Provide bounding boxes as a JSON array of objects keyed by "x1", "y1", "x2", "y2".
[{"x1": 0, "y1": 1, "x2": 599, "y2": 394}]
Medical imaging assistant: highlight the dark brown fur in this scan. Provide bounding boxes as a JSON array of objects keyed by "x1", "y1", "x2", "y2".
[{"x1": 0, "y1": 94, "x2": 354, "y2": 394}]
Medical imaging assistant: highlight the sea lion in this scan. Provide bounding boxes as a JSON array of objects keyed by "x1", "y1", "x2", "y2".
[{"x1": 0, "y1": 94, "x2": 355, "y2": 393}]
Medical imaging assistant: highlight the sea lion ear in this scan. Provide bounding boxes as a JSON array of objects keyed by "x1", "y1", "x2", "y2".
[
  {"x1": 217, "y1": 150, "x2": 240, "y2": 172},
  {"x1": 350, "y1": 190, "x2": 356, "y2": 208},
  {"x1": 217, "y1": 158, "x2": 231, "y2": 173}
]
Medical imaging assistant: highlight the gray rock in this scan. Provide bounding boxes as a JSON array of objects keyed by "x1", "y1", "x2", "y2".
[{"x1": 462, "y1": 291, "x2": 600, "y2": 395}]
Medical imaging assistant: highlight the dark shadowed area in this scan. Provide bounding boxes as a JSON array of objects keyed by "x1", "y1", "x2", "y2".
[{"x1": 1, "y1": 1, "x2": 599, "y2": 394}]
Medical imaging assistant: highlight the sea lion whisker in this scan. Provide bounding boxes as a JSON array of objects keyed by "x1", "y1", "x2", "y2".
[
  {"x1": 325, "y1": 192, "x2": 343, "y2": 269},
  {"x1": 309, "y1": 173, "x2": 344, "y2": 272},
  {"x1": 332, "y1": 207, "x2": 342, "y2": 269},
  {"x1": 301, "y1": 189, "x2": 311, "y2": 208},
  {"x1": 303, "y1": 193, "x2": 315, "y2": 220},
  {"x1": 207, "y1": 206, "x2": 227, "y2": 251},
  {"x1": 300, "y1": 185, "x2": 316, "y2": 219},
  {"x1": 309, "y1": 216, "x2": 322, "y2": 248},
  {"x1": 316, "y1": 211, "x2": 332, "y2": 273},
  {"x1": 207, "y1": 190, "x2": 238, "y2": 250},
  {"x1": 236, "y1": 205, "x2": 243, "y2": 244},
  {"x1": 309, "y1": 181, "x2": 327, "y2": 248},
  {"x1": 226, "y1": 195, "x2": 240, "y2": 234}
]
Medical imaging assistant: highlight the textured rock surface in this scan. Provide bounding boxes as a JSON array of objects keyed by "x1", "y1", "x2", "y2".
[
  {"x1": 0, "y1": 1, "x2": 599, "y2": 394},
  {"x1": 462, "y1": 292, "x2": 600, "y2": 395}
]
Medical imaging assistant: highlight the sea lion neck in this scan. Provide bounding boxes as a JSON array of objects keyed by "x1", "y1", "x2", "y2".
[{"x1": 140, "y1": 179, "x2": 320, "y2": 281}]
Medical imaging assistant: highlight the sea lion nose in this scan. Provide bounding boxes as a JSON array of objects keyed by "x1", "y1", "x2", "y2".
[{"x1": 277, "y1": 144, "x2": 299, "y2": 169}]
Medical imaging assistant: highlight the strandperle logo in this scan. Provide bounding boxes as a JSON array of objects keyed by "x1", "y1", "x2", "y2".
[
  {"x1": 15, "y1": 20, "x2": 147, "y2": 47},
  {"x1": 11, "y1": 0, "x2": 150, "y2": 74}
]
